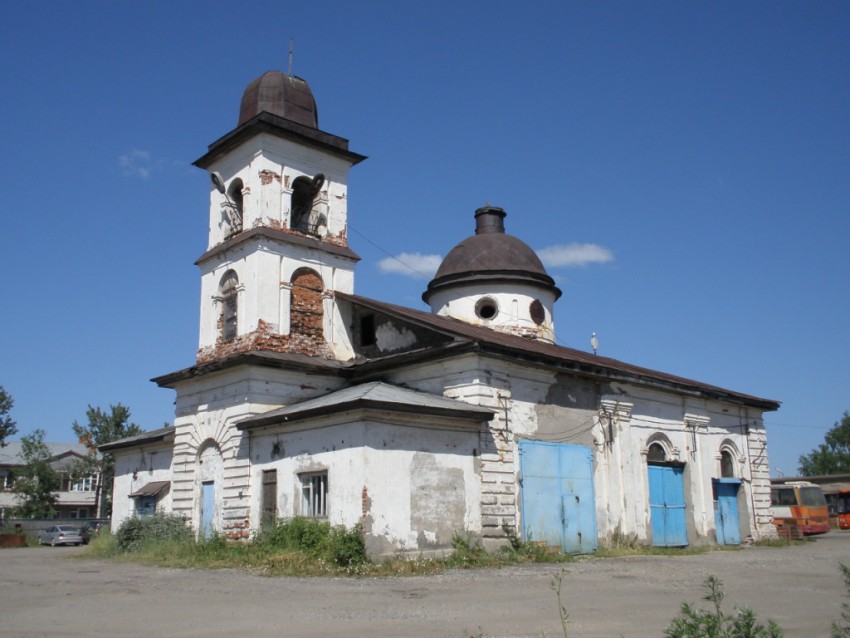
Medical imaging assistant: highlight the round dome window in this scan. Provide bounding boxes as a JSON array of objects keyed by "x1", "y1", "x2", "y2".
[
  {"x1": 529, "y1": 299, "x2": 545, "y2": 325},
  {"x1": 475, "y1": 297, "x2": 499, "y2": 321}
]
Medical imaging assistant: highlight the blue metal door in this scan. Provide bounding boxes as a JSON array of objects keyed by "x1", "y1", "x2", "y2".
[
  {"x1": 713, "y1": 479, "x2": 741, "y2": 545},
  {"x1": 648, "y1": 464, "x2": 687, "y2": 547},
  {"x1": 519, "y1": 440, "x2": 597, "y2": 553},
  {"x1": 201, "y1": 481, "x2": 215, "y2": 540}
]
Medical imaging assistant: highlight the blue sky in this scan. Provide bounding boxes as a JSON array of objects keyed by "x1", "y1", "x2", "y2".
[{"x1": 0, "y1": 2, "x2": 847, "y2": 477}]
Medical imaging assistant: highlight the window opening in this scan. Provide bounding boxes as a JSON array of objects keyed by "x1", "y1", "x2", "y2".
[
  {"x1": 529, "y1": 299, "x2": 545, "y2": 325},
  {"x1": 71, "y1": 475, "x2": 95, "y2": 492},
  {"x1": 360, "y1": 314, "x2": 376, "y2": 347},
  {"x1": 262, "y1": 469, "x2": 278, "y2": 528},
  {"x1": 720, "y1": 450, "x2": 735, "y2": 478},
  {"x1": 300, "y1": 472, "x2": 328, "y2": 517},
  {"x1": 290, "y1": 173, "x2": 325, "y2": 235},
  {"x1": 135, "y1": 495, "x2": 156, "y2": 517},
  {"x1": 647, "y1": 443, "x2": 667, "y2": 463},
  {"x1": 475, "y1": 297, "x2": 498, "y2": 321},
  {"x1": 219, "y1": 271, "x2": 238, "y2": 341},
  {"x1": 290, "y1": 269, "x2": 324, "y2": 340}
]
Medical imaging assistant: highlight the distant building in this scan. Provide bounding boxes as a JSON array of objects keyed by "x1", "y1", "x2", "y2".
[
  {"x1": 0, "y1": 442, "x2": 99, "y2": 519},
  {"x1": 105, "y1": 70, "x2": 780, "y2": 554}
]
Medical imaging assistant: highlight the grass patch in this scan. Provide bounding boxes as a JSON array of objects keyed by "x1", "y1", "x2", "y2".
[{"x1": 81, "y1": 516, "x2": 573, "y2": 576}]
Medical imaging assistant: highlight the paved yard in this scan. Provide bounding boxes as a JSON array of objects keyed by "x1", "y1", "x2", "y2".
[{"x1": 1, "y1": 532, "x2": 849, "y2": 637}]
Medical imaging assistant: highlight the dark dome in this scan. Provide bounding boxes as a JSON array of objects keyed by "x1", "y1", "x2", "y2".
[
  {"x1": 238, "y1": 71, "x2": 319, "y2": 128},
  {"x1": 423, "y1": 206, "x2": 561, "y2": 303}
]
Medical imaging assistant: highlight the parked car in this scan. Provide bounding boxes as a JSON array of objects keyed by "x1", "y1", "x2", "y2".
[
  {"x1": 38, "y1": 525, "x2": 83, "y2": 547},
  {"x1": 79, "y1": 519, "x2": 108, "y2": 544}
]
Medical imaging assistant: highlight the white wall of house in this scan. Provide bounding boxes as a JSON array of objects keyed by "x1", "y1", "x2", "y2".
[
  {"x1": 111, "y1": 441, "x2": 174, "y2": 529},
  {"x1": 245, "y1": 415, "x2": 482, "y2": 556},
  {"x1": 378, "y1": 349, "x2": 775, "y2": 547},
  {"x1": 166, "y1": 365, "x2": 348, "y2": 538}
]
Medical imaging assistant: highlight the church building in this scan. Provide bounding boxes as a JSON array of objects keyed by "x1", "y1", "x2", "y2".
[{"x1": 103, "y1": 70, "x2": 779, "y2": 554}]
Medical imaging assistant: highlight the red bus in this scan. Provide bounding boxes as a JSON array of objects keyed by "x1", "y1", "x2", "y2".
[
  {"x1": 834, "y1": 489, "x2": 850, "y2": 530},
  {"x1": 771, "y1": 481, "x2": 829, "y2": 535}
]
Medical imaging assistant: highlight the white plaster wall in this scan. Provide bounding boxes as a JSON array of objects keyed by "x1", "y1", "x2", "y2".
[
  {"x1": 428, "y1": 283, "x2": 557, "y2": 343},
  {"x1": 594, "y1": 384, "x2": 772, "y2": 545},
  {"x1": 197, "y1": 240, "x2": 357, "y2": 350},
  {"x1": 203, "y1": 134, "x2": 355, "y2": 249},
  {"x1": 384, "y1": 351, "x2": 773, "y2": 547},
  {"x1": 246, "y1": 416, "x2": 481, "y2": 554},
  {"x1": 110, "y1": 440, "x2": 174, "y2": 531},
  {"x1": 167, "y1": 366, "x2": 348, "y2": 537}
]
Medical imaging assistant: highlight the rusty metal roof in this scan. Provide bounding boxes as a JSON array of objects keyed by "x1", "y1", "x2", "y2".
[
  {"x1": 423, "y1": 206, "x2": 561, "y2": 304},
  {"x1": 338, "y1": 292, "x2": 780, "y2": 411},
  {"x1": 238, "y1": 71, "x2": 318, "y2": 128},
  {"x1": 236, "y1": 381, "x2": 494, "y2": 430},
  {"x1": 128, "y1": 481, "x2": 171, "y2": 498},
  {"x1": 98, "y1": 426, "x2": 175, "y2": 452}
]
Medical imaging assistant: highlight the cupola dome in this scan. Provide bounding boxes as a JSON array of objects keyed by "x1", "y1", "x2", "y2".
[
  {"x1": 238, "y1": 71, "x2": 319, "y2": 128},
  {"x1": 423, "y1": 206, "x2": 561, "y2": 343}
]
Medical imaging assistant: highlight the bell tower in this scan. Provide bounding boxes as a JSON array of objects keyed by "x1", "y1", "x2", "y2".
[{"x1": 192, "y1": 71, "x2": 366, "y2": 364}]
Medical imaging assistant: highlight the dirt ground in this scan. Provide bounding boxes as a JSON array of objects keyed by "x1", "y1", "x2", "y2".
[{"x1": 1, "y1": 532, "x2": 849, "y2": 637}]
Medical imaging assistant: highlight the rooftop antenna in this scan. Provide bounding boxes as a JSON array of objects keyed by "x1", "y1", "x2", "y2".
[{"x1": 288, "y1": 37, "x2": 294, "y2": 76}]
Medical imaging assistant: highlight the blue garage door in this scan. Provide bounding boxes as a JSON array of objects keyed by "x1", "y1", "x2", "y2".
[
  {"x1": 647, "y1": 464, "x2": 687, "y2": 547},
  {"x1": 519, "y1": 440, "x2": 597, "y2": 554}
]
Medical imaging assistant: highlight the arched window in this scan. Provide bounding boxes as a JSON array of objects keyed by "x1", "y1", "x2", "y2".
[
  {"x1": 647, "y1": 443, "x2": 667, "y2": 463},
  {"x1": 290, "y1": 268, "x2": 324, "y2": 340},
  {"x1": 219, "y1": 271, "x2": 238, "y2": 341},
  {"x1": 290, "y1": 174, "x2": 324, "y2": 234},
  {"x1": 720, "y1": 450, "x2": 736, "y2": 478}
]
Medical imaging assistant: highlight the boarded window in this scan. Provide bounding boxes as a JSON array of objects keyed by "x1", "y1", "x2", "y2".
[
  {"x1": 290, "y1": 269, "x2": 324, "y2": 341},
  {"x1": 262, "y1": 469, "x2": 277, "y2": 528},
  {"x1": 220, "y1": 271, "x2": 238, "y2": 341},
  {"x1": 300, "y1": 472, "x2": 328, "y2": 518}
]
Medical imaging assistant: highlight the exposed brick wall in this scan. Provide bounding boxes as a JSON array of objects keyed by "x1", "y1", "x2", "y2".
[
  {"x1": 197, "y1": 269, "x2": 331, "y2": 364},
  {"x1": 290, "y1": 269, "x2": 324, "y2": 341},
  {"x1": 248, "y1": 217, "x2": 348, "y2": 248},
  {"x1": 259, "y1": 170, "x2": 281, "y2": 185}
]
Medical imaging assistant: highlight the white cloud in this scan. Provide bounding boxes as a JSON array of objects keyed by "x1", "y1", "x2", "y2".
[
  {"x1": 378, "y1": 252, "x2": 443, "y2": 279},
  {"x1": 118, "y1": 149, "x2": 154, "y2": 179},
  {"x1": 537, "y1": 243, "x2": 614, "y2": 268}
]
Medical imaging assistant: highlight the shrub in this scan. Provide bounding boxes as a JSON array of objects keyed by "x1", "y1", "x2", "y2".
[
  {"x1": 665, "y1": 575, "x2": 783, "y2": 638},
  {"x1": 115, "y1": 513, "x2": 191, "y2": 553},
  {"x1": 328, "y1": 523, "x2": 368, "y2": 567},
  {"x1": 258, "y1": 517, "x2": 367, "y2": 567}
]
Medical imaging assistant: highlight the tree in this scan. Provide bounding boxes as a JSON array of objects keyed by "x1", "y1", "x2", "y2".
[
  {"x1": 12, "y1": 429, "x2": 60, "y2": 518},
  {"x1": 0, "y1": 386, "x2": 18, "y2": 448},
  {"x1": 72, "y1": 404, "x2": 144, "y2": 518},
  {"x1": 798, "y1": 411, "x2": 850, "y2": 476}
]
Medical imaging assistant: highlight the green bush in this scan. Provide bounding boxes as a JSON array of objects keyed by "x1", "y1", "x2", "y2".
[
  {"x1": 258, "y1": 517, "x2": 367, "y2": 567},
  {"x1": 115, "y1": 513, "x2": 192, "y2": 552},
  {"x1": 665, "y1": 575, "x2": 783, "y2": 638}
]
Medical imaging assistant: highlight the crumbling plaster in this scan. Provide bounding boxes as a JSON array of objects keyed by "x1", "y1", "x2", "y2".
[{"x1": 244, "y1": 416, "x2": 481, "y2": 556}]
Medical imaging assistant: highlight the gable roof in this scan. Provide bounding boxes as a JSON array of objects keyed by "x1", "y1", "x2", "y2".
[
  {"x1": 0, "y1": 442, "x2": 89, "y2": 467},
  {"x1": 98, "y1": 426, "x2": 175, "y2": 453},
  {"x1": 237, "y1": 380, "x2": 494, "y2": 430},
  {"x1": 337, "y1": 292, "x2": 780, "y2": 411}
]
